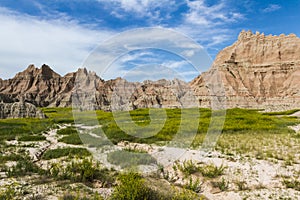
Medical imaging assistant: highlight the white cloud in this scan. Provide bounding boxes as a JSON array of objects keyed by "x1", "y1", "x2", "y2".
[
  {"x1": 184, "y1": 0, "x2": 243, "y2": 26},
  {"x1": 95, "y1": 0, "x2": 245, "y2": 59},
  {"x1": 181, "y1": 49, "x2": 195, "y2": 57},
  {"x1": 97, "y1": 0, "x2": 177, "y2": 22},
  {"x1": 0, "y1": 0, "x2": 248, "y2": 81},
  {"x1": 162, "y1": 60, "x2": 187, "y2": 69},
  {"x1": 83, "y1": 27, "x2": 212, "y2": 79},
  {"x1": 0, "y1": 7, "x2": 113, "y2": 79},
  {"x1": 118, "y1": 51, "x2": 155, "y2": 64},
  {"x1": 262, "y1": 4, "x2": 281, "y2": 13},
  {"x1": 176, "y1": 25, "x2": 229, "y2": 51},
  {"x1": 98, "y1": 47, "x2": 202, "y2": 82},
  {"x1": 175, "y1": 1, "x2": 244, "y2": 53},
  {"x1": 208, "y1": 34, "x2": 231, "y2": 47}
]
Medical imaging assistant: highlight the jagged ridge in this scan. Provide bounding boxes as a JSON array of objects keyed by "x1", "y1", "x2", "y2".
[{"x1": 0, "y1": 30, "x2": 299, "y2": 111}]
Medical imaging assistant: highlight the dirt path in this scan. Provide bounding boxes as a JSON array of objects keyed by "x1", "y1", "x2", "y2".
[
  {"x1": 29, "y1": 124, "x2": 68, "y2": 163},
  {"x1": 33, "y1": 124, "x2": 102, "y2": 165}
]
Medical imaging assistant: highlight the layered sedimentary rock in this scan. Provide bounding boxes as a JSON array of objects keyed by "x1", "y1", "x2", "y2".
[
  {"x1": 191, "y1": 30, "x2": 300, "y2": 111},
  {"x1": 0, "y1": 100, "x2": 45, "y2": 119},
  {"x1": 1, "y1": 65, "x2": 198, "y2": 111},
  {"x1": 0, "y1": 64, "x2": 76, "y2": 107},
  {"x1": 73, "y1": 68, "x2": 198, "y2": 111},
  {"x1": 0, "y1": 30, "x2": 299, "y2": 111}
]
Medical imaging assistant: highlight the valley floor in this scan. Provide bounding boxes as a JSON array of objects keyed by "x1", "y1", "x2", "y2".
[{"x1": 0, "y1": 109, "x2": 299, "y2": 199}]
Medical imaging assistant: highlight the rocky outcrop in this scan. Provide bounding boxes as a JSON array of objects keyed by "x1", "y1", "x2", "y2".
[
  {"x1": 213, "y1": 31, "x2": 300, "y2": 66},
  {"x1": 0, "y1": 99, "x2": 45, "y2": 119},
  {"x1": 73, "y1": 70, "x2": 198, "y2": 111},
  {"x1": 106, "y1": 78, "x2": 198, "y2": 110},
  {"x1": 1, "y1": 65, "x2": 198, "y2": 111},
  {"x1": 1, "y1": 31, "x2": 299, "y2": 111},
  {"x1": 0, "y1": 64, "x2": 76, "y2": 107},
  {"x1": 191, "y1": 31, "x2": 300, "y2": 111}
]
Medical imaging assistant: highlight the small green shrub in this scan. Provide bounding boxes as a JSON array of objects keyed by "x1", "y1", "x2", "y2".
[
  {"x1": 111, "y1": 172, "x2": 162, "y2": 200},
  {"x1": 199, "y1": 164, "x2": 226, "y2": 178},
  {"x1": 49, "y1": 158, "x2": 116, "y2": 185},
  {"x1": 59, "y1": 191, "x2": 103, "y2": 200},
  {"x1": 292, "y1": 133, "x2": 300, "y2": 138},
  {"x1": 235, "y1": 180, "x2": 248, "y2": 191},
  {"x1": 283, "y1": 179, "x2": 300, "y2": 191},
  {"x1": 184, "y1": 177, "x2": 202, "y2": 193},
  {"x1": 176, "y1": 160, "x2": 200, "y2": 176},
  {"x1": 0, "y1": 184, "x2": 17, "y2": 200},
  {"x1": 6, "y1": 157, "x2": 43, "y2": 177},
  {"x1": 171, "y1": 188, "x2": 203, "y2": 200},
  {"x1": 212, "y1": 178, "x2": 229, "y2": 191}
]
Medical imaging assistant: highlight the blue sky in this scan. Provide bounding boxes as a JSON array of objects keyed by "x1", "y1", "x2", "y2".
[{"x1": 0, "y1": 0, "x2": 299, "y2": 81}]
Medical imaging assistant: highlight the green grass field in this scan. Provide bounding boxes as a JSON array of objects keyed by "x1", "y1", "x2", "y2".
[
  {"x1": 0, "y1": 107, "x2": 299, "y2": 199},
  {"x1": 1, "y1": 107, "x2": 299, "y2": 161}
]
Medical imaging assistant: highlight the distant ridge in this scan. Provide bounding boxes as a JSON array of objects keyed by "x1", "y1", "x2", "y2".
[{"x1": 0, "y1": 31, "x2": 299, "y2": 111}]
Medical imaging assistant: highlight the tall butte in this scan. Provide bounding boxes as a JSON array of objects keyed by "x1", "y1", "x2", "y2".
[{"x1": 191, "y1": 30, "x2": 300, "y2": 111}]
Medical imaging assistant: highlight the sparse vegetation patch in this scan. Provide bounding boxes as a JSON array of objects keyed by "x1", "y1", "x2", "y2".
[{"x1": 42, "y1": 147, "x2": 91, "y2": 160}]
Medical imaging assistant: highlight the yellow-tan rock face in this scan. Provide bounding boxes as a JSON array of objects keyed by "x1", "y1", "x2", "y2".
[{"x1": 191, "y1": 31, "x2": 300, "y2": 111}]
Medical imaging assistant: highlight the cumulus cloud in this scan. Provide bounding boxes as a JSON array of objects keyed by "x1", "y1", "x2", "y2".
[{"x1": 0, "y1": 7, "x2": 113, "y2": 79}]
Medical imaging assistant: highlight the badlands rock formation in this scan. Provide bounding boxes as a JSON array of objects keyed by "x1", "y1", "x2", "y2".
[
  {"x1": 0, "y1": 65, "x2": 198, "y2": 111},
  {"x1": 0, "y1": 64, "x2": 76, "y2": 107},
  {"x1": 73, "y1": 68, "x2": 198, "y2": 111},
  {"x1": 0, "y1": 98, "x2": 45, "y2": 119},
  {"x1": 191, "y1": 30, "x2": 300, "y2": 111},
  {"x1": 0, "y1": 31, "x2": 299, "y2": 111}
]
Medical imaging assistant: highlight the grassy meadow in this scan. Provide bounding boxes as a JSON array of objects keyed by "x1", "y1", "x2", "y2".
[
  {"x1": 0, "y1": 107, "x2": 299, "y2": 199},
  {"x1": 0, "y1": 107, "x2": 299, "y2": 162}
]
